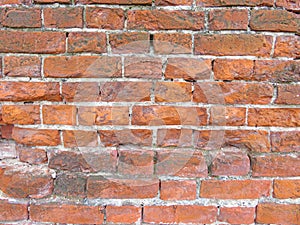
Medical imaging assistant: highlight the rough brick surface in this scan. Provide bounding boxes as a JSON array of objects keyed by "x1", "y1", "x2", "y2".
[{"x1": 0, "y1": 1, "x2": 298, "y2": 224}]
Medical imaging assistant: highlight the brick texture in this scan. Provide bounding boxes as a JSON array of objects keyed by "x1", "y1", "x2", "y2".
[{"x1": 0, "y1": 1, "x2": 298, "y2": 224}]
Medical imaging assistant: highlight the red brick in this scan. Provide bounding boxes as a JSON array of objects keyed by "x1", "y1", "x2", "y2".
[
  {"x1": 271, "y1": 131, "x2": 300, "y2": 152},
  {"x1": 17, "y1": 146, "x2": 47, "y2": 164},
  {"x1": 155, "y1": 82, "x2": 192, "y2": 102},
  {"x1": 155, "y1": 0, "x2": 193, "y2": 5},
  {"x1": 165, "y1": 58, "x2": 211, "y2": 81},
  {"x1": 0, "y1": 200, "x2": 28, "y2": 221},
  {"x1": 68, "y1": 32, "x2": 106, "y2": 53},
  {"x1": 156, "y1": 150, "x2": 208, "y2": 177},
  {"x1": 195, "y1": 34, "x2": 272, "y2": 56},
  {"x1": 100, "y1": 81, "x2": 151, "y2": 102},
  {"x1": 211, "y1": 148, "x2": 250, "y2": 176},
  {"x1": 87, "y1": 176, "x2": 159, "y2": 198},
  {"x1": 55, "y1": 149, "x2": 117, "y2": 173},
  {"x1": 132, "y1": 106, "x2": 207, "y2": 126},
  {"x1": 127, "y1": 10, "x2": 205, "y2": 30},
  {"x1": 275, "y1": 84, "x2": 300, "y2": 104},
  {"x1": 124, "y1": 57, "x2": 162, "y2": 78},
  {"x1": 0, "y1": 141, "x2": 16, "y2": 159},
  {"x1": 193, "y1": 82, "x2": 273, "y2": 104},
  {"x1": 0, "y1": 82, "x2": 61, "y2": 102},
  {"x1": 143, "y1": 205, "x2": 217, "y2": 224},
  {"x1": 276, "y1": 0, "x2": 300, "y2": 11},
  {"x1": 0, "y1": 106, "x2": 4, "y2": 125},
  {"x1": 160, "y1": 180, "x2": 197, "y2": 200},
  {"x1": 109, "y1": 32, "x2": 150, "y2": 54},
  {"x1": 209, "y1": 9, "x2": 248, "y2": 30},
  {"x1": 256, "y1": 203, "x2": 300, "y2": 224},
  {"x1": 210, "y1": 106, "x2": 246, "y2": 126},
  {"x1": 62, "y1": 82, "x2": 99, "y2": 102},
  {"x1": 2, "y1": 105, "x2": 40, "y2": 125},
  {"x1": 4, "y1": 56, "x2": 41, "y2": 77},
  {"x1": 195, "y1": 130, "x2": 270, "y2": 152},
  {"x1": 54, "y1": 172, "x2": 86, "y2": 198},
  {"x1": 254, "y1": 60, "x2": 300, "y2": 83},
  {"x1": 12, "y1": 127, "x2": 60, "y2": 146},
  {"x1": 214, "y1": 59, "x2": 300, "y2": 82},
  {"x1": 0, "y1": 162, "x2": 53, "y2": 198},
  {"x1": 0, "y1": 31, "x2": 65, "y2": 53},
  {"x1": 44, "y1": 56, "x2": 121, "y2": 78},
  {"x1": 77, "y1": 0, "x2": 151, "y2": 4},
  {"x1": 248, "y1": 108, "x2": 300, "y2": 127},
  {"x1": 43, "y1": 105, "x2": 76, "y2": 125},
  {"x1": 218, "y1": 207, "x2": 255, "y2": 224},
  {"x1": 35, "y1": 0, "x2": 70, "y2": 3},
  {"x1": 44, "y1": 7, "x2": 82, "y2": 28},
  {"x1": 30, "y1": 204, "x2": 104, "y2": 224},
  {"x1": 0, "y1": 56, "x2": 2, "y2": 77},
  {"x1": 200, "y1": 180, "x2": 271, "y2": 199},
  {"x1": 106, "y1": 206, "x2": 141, "y2": 224},
  {"x1": 49, "y1": 150, "x2": 86, "y2": 172},
  {"x1": 157, "y1": 129, "x2": 193, "y2": 147},
  {"x1": 1, "y1": 125, "x2": 13, "y2": 139},
  {"x1": 0, "y1": 8, "x2": 41, "y2": 28},
  {"x1": 118, "y1": 149, "x2": 154, "y2": 176},
  {"x1": 214, "y1": 59, "x2": 254, "y2": 81},
  {"x1": 63, "y1": 130, "x2": 98, "y2": 147},
  {"x1": 273, "y1": 179, "x2": 300, "y2": 199},
  {"x1": 99, "y1": 129, "x2": 152, "y2": 147},
  {"x1": 153, "y1": 33, "x2": 192, "y2": 54},
  {"x1": 252, "y1": 155, "x2": 300, "y2": 177},
  {"x1": 0, "y1": 0, "x2": 31, "y2": 4},
  {"x1": 86, "y1": 7, "x2": 124, "y2": 29},
  {"x1": 250, "y1": 10, "x2": 299, "y2": 33},
  {"x1": 78, "y1": 106, "x2": 129, "y2": 126},
  {"x1": 274, "y1": 35, "x2": 300, "y2": 58},
  {"x1": 197, "y1": 0, "x2": 273, "y2": 6}
]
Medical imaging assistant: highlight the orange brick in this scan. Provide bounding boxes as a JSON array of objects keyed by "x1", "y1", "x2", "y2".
[
  {"x1": 200, "y1": 180, "x2": 271, "y2": 199},
  {"x1": 195, "y1": 34, "x2": 272, "y2": 56},
  {"x1": 99, "y1": 129, "x2": 152, "y2": 147},
  {"x1": 44, "y1": 7, "x2": 83, "y2": 28},
  {"x1": 132, "y1": 105, "x2": 207, "y2": 126},
  {"x1": 86, "y1": 7, "x2": 124, "y2": 29},
  {"x1": 271, "y1": 131, "x2": 300, "y2": 152},
  {"x1": 109, "y1": 32, "x2": 150, "y2": 53},
  {"x1": 2, "y1": 105, "x2": 40, "y2": 125},
  {"x1": 127, "y1": 10, "x2": 205, "y2": 30},
  {"x1": 118, "y1": 149, "x2": 154, "y2": 176},
  {"x1": 87, "y1": 176, "x2": 159, "y2": 198},
  {"x1": 218, "y1": 207, "x2": 255, "y2": 224},
  {"x1": 153, "y1": 33, "x2": 192, "y2": 54},
  {"x1": 78, "y1": 106, "x2": 129, "y2": 126},
  {"x1": 252, "y1": 155, "x2": 300, "y2": 177},
  {"x1": 106, "y1": 206, "x2": 141, "y2": 224},
  {"x1": 143, "y1": 205, "x2": 217, "y2": 224},
  {"x1": 0, "y1": 200, "x2": 28, "y2": 221},
  {"x1": 12, "y1": 127, "x2": 60, "y2": 146},
  {"x1": 44, "y1": 56, "x2": 121, "y2": 78},
  {"x1": 250, "y1": 10, "x2": 299, "y2": 32},
  {"x1": 30, "y1": 204, "x2": 104, "y2": 224},
  {"x1": 68, "y1": 32, "x2": 107, "y2": 53},
  {"x1": 256, "y1": 203, "x2": 300, "y2": 224},
  {"x1": 209, "y1": 9, "x2": 248, "y2": 30},
  {"x1": 248, "y1": 108, "x2": 300, "y2": 127},
  {"x1": 0, "y1": 31, "x2": 65, "y2": 53},
  {"x1": 155, "y1": 82, "x2": 192, "y2": 102},
  {"x1": 43, "y1": 105, "x2": 76, "y2": 125},
  {"x1": 160, "y1": 180, "x2": 197, "y2": 200}
]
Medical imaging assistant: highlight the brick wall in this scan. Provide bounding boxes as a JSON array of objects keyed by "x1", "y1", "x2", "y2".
[{"x1": 0, "y1": 0, "x2": 299, "y2": 224}]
